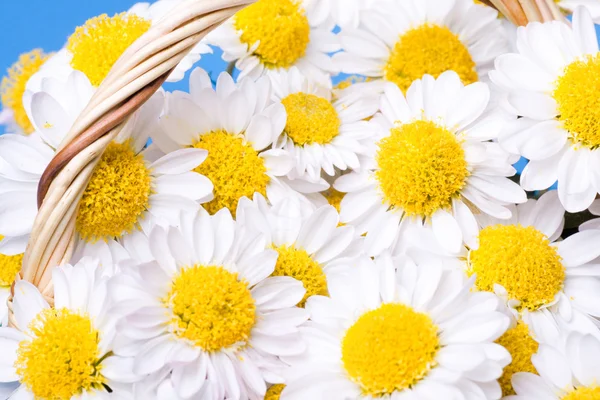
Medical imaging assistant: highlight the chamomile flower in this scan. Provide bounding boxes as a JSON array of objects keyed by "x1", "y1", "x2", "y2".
[
  {"x1": 29, "y1": 0, "x2": 210, "y2": 88},
  {"x1": 270, "y1": 67, "x2": 377, "y2": 181},
  {"x1": 491, "y1": 7, "x2": 600, "y2": 212},
  {"x1": 558, "y1": 0, "x2": 600, "y2": 23},
  {"x1": 510, "y1": 331, "x2": 600, "y2": 399},
  {"x1": 110, "y1": 208, "x2": 309, "y2": 399},
  {"x1": 236, "y1": 194, "x2": 361, "y2": 307},
  {"x1": 0, "y1": 235, "x2": 23, "y2": 326},
  {"x1": 0, "y1": 49, "x2": 51, "y2": 135},
  {"x1": 304, "y1": 0, "x2": 376, "y2": 28},
  {"x1": 407, "y1": 191, "x2": 600, "y2": 350},
  {"x1": 281, "y1": 255, "x2": 511, "y2": 400},
  {"x1": 333, "y1": 0, "x2": 509, "y2": 94},
  {"x1": 0, "y1": 71, "x2": 213, "y2": 266},
  {"x1": 0, "y1": 257, "x2": 136, "y2": 399},
  {"x1": 156, "y1": 68, "x2": 328, "y2": 217},
  {"x1": 580, "y1": 199, "x2": 600, "y2": 230},
  {"x1": 335, "y1": 71, "x2": 525, "y2": 257},
  {"x1": 206, "y1": 0, "x2": 339, "y2": 82}
]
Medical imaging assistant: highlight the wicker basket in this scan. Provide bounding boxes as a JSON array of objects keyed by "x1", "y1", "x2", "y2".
[{"x1": 7, "y1": 0, "x2": 564, "y2": 327}]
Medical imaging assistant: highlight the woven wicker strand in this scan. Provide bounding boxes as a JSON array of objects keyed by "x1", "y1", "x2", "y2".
[
  {"x1": 8, "y1": 0, "x2": 256, "y2": 328},
  {"x1": 484, "y1": 0, "x2": 564, "y2": 25}
]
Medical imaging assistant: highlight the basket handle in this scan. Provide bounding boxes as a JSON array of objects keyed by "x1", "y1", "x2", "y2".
[
  {"x1": 8, "y1": 0, "x2": 255, "y2": 327},
  {"x1": 481, "y1": 0, "x2": 564, "y2": 25}
]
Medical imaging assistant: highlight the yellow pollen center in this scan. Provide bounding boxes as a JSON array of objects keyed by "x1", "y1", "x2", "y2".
[
  {"x1": 496, "y1": 321, "x2": 539, "y2": 396},
  {"x1": 15, "y1": 308, "x2": 105, "y2": 399},
  {"x1": 67, "y1": 13, "x2": 151, "y2": 86},
  {"x1": 272, "y1": 245, "x2": 328, "y2": 307},
  {"x1": 165, "y1": 265, "x2": 256, "y2": 352},
  {"x1": 234, "y1": 0, "x2": 310, "y2": 68},
  {"x1": 193, "y1": 130, "x2": 269, "y2": 216},
  {"x1": 375, "y1": 120, "x2": 468, "y2": 217},
  {"x1": 341, "y1": 303, "x2": 440, "y2": 397},
  {"x1": 1, "y1": 49, "x2": 49, "y2": 134},
  {"x1": 468, "y1": 224, "x2": 566, "y2": 311},
  {"x1": 563, "y1": 387, "x2": 600, "y2": 400},
  {"x1": 265, "y1": 384, "x2": 285, "y2": 400},
  {"x1": 76, "y1": 140, "x2": 152, "y2": 242},
  {"x1": 281, "y1": 93, "x2": 341, "y2": 145},
  {"x1": 0, "y1": 253, "x2": 22, "y2": 287},
  {"x1": 324, "y1": 188, "x2": 345, "y2": 213},
  {"x1": 385, "y1": 24, "x2": 478, "y2": 93},
  {"x1": 554, "y1": 54, "x2": 600, "y2": 148}
]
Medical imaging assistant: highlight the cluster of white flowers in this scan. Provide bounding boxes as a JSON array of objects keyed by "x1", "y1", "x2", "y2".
[{"x1": 2, "y1": 0, "x2": 600, "y2": 399}]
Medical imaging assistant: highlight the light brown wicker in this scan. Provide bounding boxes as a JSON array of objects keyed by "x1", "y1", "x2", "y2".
[
  {"x1": 7, "y1": 0, "x2": 566, "y2": 328},
  {"x1": 7, "y1": 0, "x2": 256, "y2": 327}
]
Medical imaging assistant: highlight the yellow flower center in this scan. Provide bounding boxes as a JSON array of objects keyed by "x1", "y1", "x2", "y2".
[
  {"x1": 496, "y1": 321, "x2": 539, "y2": 396},
  {"x1": 1, "y1": 49, "x2": 49, "y2": 134},
  {"x1": 15, "y1": 308, "x2": 105, "y2": 399},
  {"x1": 282, "y1": 93, "x2": 341, "y2": 145},
  {"x1": 554, "y1": 54, "x2": 600, "y2": 148},
  {"x1": 385, "y1": 24, "x2": 478, "y2": 93},
  {"x1": 272, "y1": 245, "x2": 328, "y2": 307},
  {"x1": 234, "y1": 0, "x2": 310, "y2": 69},
  {"x1": 468, "y1": 225, "x2": 566, "y2": 311},
  {"x1": 341, "y1": 303, "x2": 440, "y2": 397},
  {"x1": 265, "y1": 384, "x2": 285, "y2": 400},
  {"x1": 0, "y1": 252, "x2": 23, "y2": 287},
  {"x1": 165, "y1": 265, "x2": 256, "y2": 352},
  {"x1": 76, "y1": 140, "x2": 152, "y2": 243},
  {"x1": 324, "y1": 188, "x2": 345, "y2": 213},
  {"x1": 375, "y1": 120, "x2": 469, "y2": 217},
  {"x1": 193, "y1": 130, "x2": 269, "y2": 216},
  {"x1": 563, "y1": 387, "x2": 600, "y2": 400},
  {"x1": 67, "y1": 13, "x2": 151, "y2": 86}
]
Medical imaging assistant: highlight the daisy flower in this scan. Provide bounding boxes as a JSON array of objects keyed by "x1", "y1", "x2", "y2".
[
  {"x1": 156, "y1": 68, "x2": 328, "y2": 217},
  {"x1": 0, "y1": 49, "x2": 51, "y2": 135},
  {"x1": 109, "y1": 208, "x2": 309, "y2": 399},
  {"x1": 206, "y1": 0, "x2": 339, "y2": 82},
  {"x1": 0, "y1": 257, "x2": 137, "y2": 399},
  {"x1": 281, "y1": 254, "x2": 511, "y2": 399},
  {"x1": 333, "y1": 0, "x2": 509, "y2": 94},
  {"x1": 0, "y1": 71, "x2": 213, "y2": 265},
  {"x1": 407, "y1": 190, "x2": 600, "y2": 348},
  {"x1": 491, "y1": 7, "x2": 600, "y2": 212},
  {"x1": 236, "y1": 194, "x2": 361, "y2": 307},
  {"x1": 304, "y1": 0, "x2": 376, "y2": 28},
  {"x1": 558, "y1": 0, "x2": 600, "y2": 23},
  {"x1": 270, "y1": 67, "x2": 377, "y2": 181},
  {"x1": 0, "y1": 234, "x2": 23, "y2": 326},
  {"x1": 509, "y1": 330, "x2": 600, "y2": 399},
  {"x1": 26, "y1": 0, "x2": 210, "y2": 89},
  {"x1": 335, "y1": 71, "x2": 525, "y2": 257}
]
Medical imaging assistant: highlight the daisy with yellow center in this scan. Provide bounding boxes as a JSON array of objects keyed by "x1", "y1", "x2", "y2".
[
  {"x1": 206, "y1": 0, "x2": 339, "y2": 82},
  {"x1": 491, "y1": 7, "x2": 600, "y2": 213},
  {"x1": 335, "y1": 72, "x2": 525, "y2": 257},
  {"x1": 510, "y1": 331, "x2": 600, "y2": 400},
  {"x1": 0, "y1": 258, "x2": 137, "y2": 399},
  {"x1": 32, "y1": 1, "x2": 210, "y2": 89},
  {"x1": 0, "y1": 73, "x2": 213, "y2": 266},
  {"x1": 0, "y1": 49, "x2": 49, "y2": 134},
  {"x1": 333, "y1": 0, "x2": 507, "y2": 94},
  {"x1": 236, "y1": 195, "x2": 360, "y2": 308},
  {"x1": 0, "y1": 234, "x2": 23, "y2": 325},
  {"x1": 282, "y1": 256, "x2": 511, "y2": 399},
  {"x1": 269, "y1": 67, "x2": 377, "y2": 182},
  {"x1": 111, "y1": 208, "x2": 308, "y2": 399},
  {"x1": 157, "y1": 68, "x2": 328, "y2": 217},
  {"x1": 406, "y1": 190, "x2": 600, "y2": 348}
]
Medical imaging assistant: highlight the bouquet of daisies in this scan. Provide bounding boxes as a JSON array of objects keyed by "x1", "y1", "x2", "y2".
[{"x1": 1, "y1": 0, "x2": 600, "y2": 398}]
